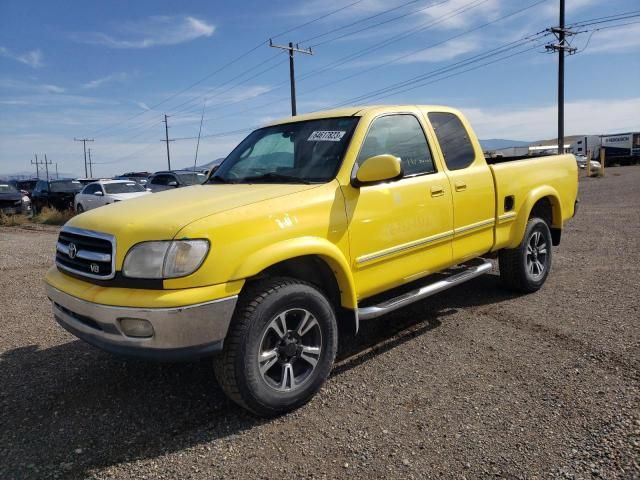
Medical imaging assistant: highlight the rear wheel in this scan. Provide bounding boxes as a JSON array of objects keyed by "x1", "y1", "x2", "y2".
[
  {"x1": 214, "y1": 277, "x2": 338, "y2": 417},
  {"x1": 76, "y1": 204, "x2": 84, "y2": 213},
  {"x1": 499, "y1": 217, "x2": 552, "y2": 293}
]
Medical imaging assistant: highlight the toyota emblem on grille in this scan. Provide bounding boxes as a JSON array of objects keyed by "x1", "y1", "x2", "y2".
[{"x1": 67, "y1": 243, "x2": 77, "y2": 259}]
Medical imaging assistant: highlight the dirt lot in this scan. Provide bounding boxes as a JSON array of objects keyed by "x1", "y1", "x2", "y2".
[{"x1": 1, "y1": 167, "x2": 639, "y2": 479}]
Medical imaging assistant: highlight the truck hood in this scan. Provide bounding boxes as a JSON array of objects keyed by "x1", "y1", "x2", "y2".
[{"x1": 66, "y1": 183, "x2": 319, "y2": 240}]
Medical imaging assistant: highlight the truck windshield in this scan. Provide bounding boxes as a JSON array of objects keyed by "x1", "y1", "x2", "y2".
[{"x1": 211, "y1": 117, "x2": 359, "y2": 184}]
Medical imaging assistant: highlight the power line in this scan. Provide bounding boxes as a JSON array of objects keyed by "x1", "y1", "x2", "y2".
[
  {"x1": 289, "y1": 0, "x2": 550, "y2": 107},
  {"x1": 567, "y1": 10, "x2": 640, "y2": 28},
  {"x1": 309, "y1": 0, "x2": 451, "y2": 48},
  {"x1": 179, "y1": 0, "x2": 496, "y2": 128},
  {"x1": 331, "y1": 31, "x2": 550, "y2": 106},
  {"x1": 300, "y1": 0, "x2": 427, "y2": 45},
  {"x1": 84, "y1": 1, "x2": 367, "y2": 140}
]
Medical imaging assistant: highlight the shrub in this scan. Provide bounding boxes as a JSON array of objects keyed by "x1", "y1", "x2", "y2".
[
  {"x1": 0, "y1": 212, "x2": 29, "y2": 226},
  {"x1": 32, "y1": 207, "x2": 75, "y2": 225}
]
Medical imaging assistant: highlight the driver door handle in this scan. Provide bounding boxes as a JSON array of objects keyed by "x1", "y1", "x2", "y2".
[{"x1": 455, "y1": 181, "x2": 467, "y2": 192}]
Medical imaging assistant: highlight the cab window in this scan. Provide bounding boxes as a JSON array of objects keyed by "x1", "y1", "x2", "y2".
[
  {"x1": 428, "y1": 112, "x2": 476, "y2": 170},
  {"x1": 357, "y1": 114, "x2": 435, "y2": 176}
]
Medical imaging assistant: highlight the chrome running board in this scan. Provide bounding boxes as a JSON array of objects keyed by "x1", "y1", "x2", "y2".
[{"x1": 358, "y1": 259, "x2": 493, "y2": 320}]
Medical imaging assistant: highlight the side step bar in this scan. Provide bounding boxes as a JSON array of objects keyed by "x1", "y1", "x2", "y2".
[{"x1": 358, "y1": 259, "x2": 493, "y2": 320}]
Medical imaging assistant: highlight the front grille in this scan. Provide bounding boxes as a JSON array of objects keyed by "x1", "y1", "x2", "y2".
[{"x1": 55, "y1": 227, "x2": 115, "y2": 280}]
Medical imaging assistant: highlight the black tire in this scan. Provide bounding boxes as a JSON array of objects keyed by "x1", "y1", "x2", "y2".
[
  {"x1": 499, "y1": 217, "x2": 552, "y2": 293},
  {"x1": 214, "y1": 277, "x2": 338, "y2": 417},
  {"x1": 76, "y1": 204, "x2": 84, "y2": 213}
]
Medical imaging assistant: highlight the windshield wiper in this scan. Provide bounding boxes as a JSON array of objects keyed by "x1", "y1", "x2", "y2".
[{"x1": 241, "y1": 173, "x2": 311, "y2": 184}]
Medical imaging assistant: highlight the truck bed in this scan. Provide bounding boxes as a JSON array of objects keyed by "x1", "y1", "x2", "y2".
[{"x1": 489, "y1": 153, "x2": 578, "y2": 251}]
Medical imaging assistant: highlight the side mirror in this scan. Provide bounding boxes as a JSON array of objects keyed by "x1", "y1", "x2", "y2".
[
  {"x1": 168, "y1": 181, "x2": 178, "y2": 187},
  {"x1": 352, "y1": 154, "x2": 403, "y2": 187},
  {"x1": 94, "y1": 191, "x2": 104, "y2": 196}
]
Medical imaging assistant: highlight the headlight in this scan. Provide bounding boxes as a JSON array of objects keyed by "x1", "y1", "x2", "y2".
[{"x1": 122, "y1": 240, "x2": 209, "y2": 279}]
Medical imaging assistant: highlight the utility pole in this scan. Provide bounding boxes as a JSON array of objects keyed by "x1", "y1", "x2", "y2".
[
  {"x1": 31, "y1": 154, "x2": 40, "y2": 179},
  {"x1": 74, "y1": 137, "x2": 94, "y2": 177},
  {"x1": 161, "y1": 114, "x2": 173, "y2": 170},
  {"x1": 43, "y1": 154, "x2": 53, "y2": 181},
  {"x1": 546, "y1": 0, "x2": 576, "y2": 154},
  {"x1": 269, "y1": 40, "x2": 313, "y2": 116},
  {"x1": 88, "y1": 148, "x2": 94, "y2": 178},
  {"x1": 55, "y1": 163, "x2": 59, "y2": 179}
]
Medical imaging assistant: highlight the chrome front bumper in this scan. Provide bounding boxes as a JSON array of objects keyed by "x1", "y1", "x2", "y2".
[{"x1": 46, "y1": 284, "x2": 238, "y2": 361}]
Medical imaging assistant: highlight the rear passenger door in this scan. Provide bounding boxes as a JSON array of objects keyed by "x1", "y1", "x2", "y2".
[
  {"x1": 345, "y1": 112, "x2": 454, "y2": 299},
  {"x1": 426, "y1": 111, "x2": 495, "y2": 262}
]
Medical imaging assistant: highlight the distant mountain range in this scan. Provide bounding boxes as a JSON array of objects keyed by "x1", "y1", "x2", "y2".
[{"x1": 479, "y1": 139, "x2": 531, "y2": 150}]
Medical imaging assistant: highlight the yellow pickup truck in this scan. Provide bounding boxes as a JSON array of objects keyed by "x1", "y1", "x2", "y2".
[{"x1": 46, "y1": 105, "x2": 578, "y2": 416}]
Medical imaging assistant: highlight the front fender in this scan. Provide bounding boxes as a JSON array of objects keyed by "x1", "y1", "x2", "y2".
[{"x1": 230, "y1": 236, "x2": 357, "y2": 309}]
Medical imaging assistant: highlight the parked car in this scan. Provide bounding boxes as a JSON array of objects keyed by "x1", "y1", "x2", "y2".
[
  {"x1": 75, "y1": 178, "x2": 103, "y2": 186},
  {"x1": 46, "y1": 105, "x2": 578, "y2": 416},
  {"x1": 8, "y1": 178, "x2": 39, "y2": 197},
  {"x1": 0, "y1": 183, "x2": 25, "y2": 214},
  {"x1": 575, "y1": 155, "x2": 588, "y2": 169},
  {"x1": 147, "y1": 170, "x2": 207, "y2": 192},
  {"x1": 31, "y1": 179, "x2": 83, "y2": 213},
  {"x1": 115, "y1": 171, "x2": 152, "y2": 186},
  {"x1": 74, "y1": 179, "x2": 151, "y2": 213}
]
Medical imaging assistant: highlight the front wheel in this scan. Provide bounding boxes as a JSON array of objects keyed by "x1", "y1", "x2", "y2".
[
  {"x1": 499, "y1": 217, "x2": 552, "y2": 293},
  {"x1": 214, "y1": 277, "x2": 338, "y2": 417},
  {"x1": 76, "y1": 204, "x2": 84, "y2": 213}
]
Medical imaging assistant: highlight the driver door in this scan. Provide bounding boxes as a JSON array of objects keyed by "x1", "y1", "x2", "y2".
[{"x1": 344, "y1": 113, "x2": 454, "y2": 300}]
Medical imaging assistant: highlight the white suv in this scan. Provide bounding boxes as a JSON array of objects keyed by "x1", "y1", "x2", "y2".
[{"x1": 74, "y1": 180, "x2": 151, "y2": 213}]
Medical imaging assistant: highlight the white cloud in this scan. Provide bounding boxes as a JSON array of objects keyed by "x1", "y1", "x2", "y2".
[
  {"x1": 541, "y1": 0, "x2": 597, "y2": 18},
  {"x1": 82, "y1": 72, "x2": 130, "y2": 89},
  {"x1": 0, "y1": 78, "x2": 64, "y2": 94},
  {"x1": 463, "y1": 97, "x2": 640, "y2": 140},
  {"x1": 76, "y1": 15, "x2": 215, "y2": 49},
  {"x1": 397, "y1": 37, "x2": 479, "y2": 63},
  {"x1": 0, "y1": 46, "x2": 44, "y2": 68},
  {"x1": 136, "y1": 101, "x2": 151, "y2": 111},
  {"x1": 419, "y1": 0, "x2": 502, "y2": 30}
]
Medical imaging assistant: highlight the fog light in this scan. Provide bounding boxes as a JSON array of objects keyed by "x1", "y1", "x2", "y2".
[{"x1": 119, "y1": 318, "x2": 154, "y2": 338}]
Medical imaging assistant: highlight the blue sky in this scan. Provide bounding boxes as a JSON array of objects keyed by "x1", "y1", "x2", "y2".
[{"x1": 1, "y1": 0, "x2": 638, "y2": 177}]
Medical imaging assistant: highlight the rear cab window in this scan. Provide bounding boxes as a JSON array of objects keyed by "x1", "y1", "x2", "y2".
[{"x1": 428, "y1": 112, "x2": 476, "y2": 170}]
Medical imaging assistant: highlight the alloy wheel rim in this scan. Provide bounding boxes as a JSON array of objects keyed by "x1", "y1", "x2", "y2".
[
  {"x1": 258, "y1": 308, "x2": 322, "y2": 392},
  {"x1": 526, "y1": 230, "x2": 548, "y2": 280}
]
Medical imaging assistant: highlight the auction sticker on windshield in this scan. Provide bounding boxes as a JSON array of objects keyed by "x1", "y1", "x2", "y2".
[{"x1": 308, "y1": 131, "x2": 346, "y2": 142}]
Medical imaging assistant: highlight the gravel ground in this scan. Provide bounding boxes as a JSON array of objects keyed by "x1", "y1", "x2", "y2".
[{"x1": 1, "y1": 167, "x2": 639, "y2": 479}]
